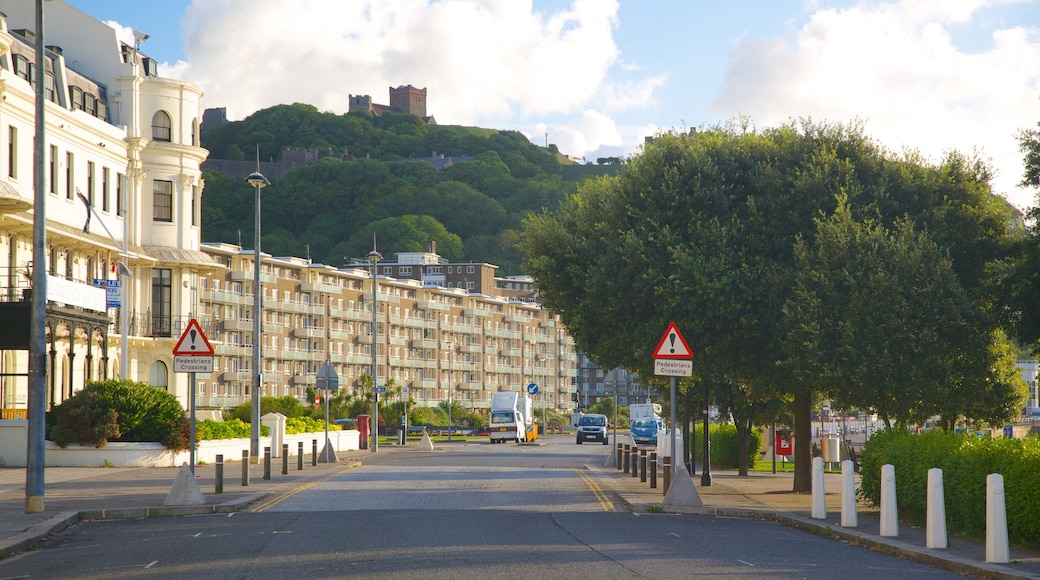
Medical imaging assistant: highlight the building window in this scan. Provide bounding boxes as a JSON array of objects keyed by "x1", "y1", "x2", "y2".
[
  {"x1": 399, "y1": 266, "x2": 411, "y2": 276},
  {"x1": 14, "y1": 55, "x2": 30, "y2": 82},
  {"x1": 191, "y1": 185, "x2": 198, "y2": 226},
  {"x1": 8, "y1": 126, "x2": 17, "y2": 179},
  {"x1": 87, "y1": 161, "x2": 95, "y2": 205},
  {"x1": 69, "y1": 86, "x2": 83, "y2": 111},
  {"x1": 151, "y1": 268, "x2": 172, "y2": 337},
  {"x1": 49, "y1": 145, "x2": 58, "y2": 194},
  {"x1": 153, "y1": 180, "x2": 173, "y2": 222},
  {"x1": 102, "y1": 168, "x2": 110, "y2": 212},
  {"x1": 149, "y1": 360, "x2": 169, "y2": 390},
  {"x1": 44, "y1": 73, "x2": 56, "y2": 102},
  {"x1": 151, "y1": 110, "x2": 172, "y2": 142},
  {"x1": 466, "y1": 281, "x2": 474, "y2": 290},
  {"x1": 191, "y1": 118, "x2": 199, "y2": 146},
  {"x1": 116, "y1": 173, "x2": 125, "y2": 216},
  {"x1": 467, "y1": 266, "x2": 474, "y2": 274},
  {"x1": 66, "y1": 152, "x2": 74, "y2": 200}
]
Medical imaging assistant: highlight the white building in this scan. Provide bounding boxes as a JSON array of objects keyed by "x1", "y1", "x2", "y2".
[
  {"x1": 1016, "y1": 360, "x2": 1039, "y2": 415},
  {"x1": 0, "y1": 1, "x2": 218, "y2": 416}
]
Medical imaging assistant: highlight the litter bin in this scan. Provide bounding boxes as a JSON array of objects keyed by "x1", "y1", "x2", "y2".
[{"x1": 821, "y1": 435, "x2": 840, "y2": 466}]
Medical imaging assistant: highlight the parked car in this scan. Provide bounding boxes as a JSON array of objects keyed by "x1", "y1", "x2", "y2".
[
  {"x1": 630, "y1": 417, "x2": 662, "y2": 445},
  {"x1": 576, "y1": 414, "x2": 609, "y2": 445}
]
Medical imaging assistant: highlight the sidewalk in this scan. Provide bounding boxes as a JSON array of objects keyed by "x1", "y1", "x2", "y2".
[
  {"x1": 3, "y1": 446, "x2": 1040, "y2": 580},
  {"x1": 586, "y1": 455, "x2": 1040, "y2": 580},
  {"x1": 0, "y1": 449, "x2": 369, "y2": 556}
]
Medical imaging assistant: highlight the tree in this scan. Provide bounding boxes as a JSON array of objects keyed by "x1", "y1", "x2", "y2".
[
  {"x1": 524, "y1": 120, "x2": 1017, "y2": 491},
  {"x1": 781, "y1": 199, "x2": 1026, "y2": 429}
]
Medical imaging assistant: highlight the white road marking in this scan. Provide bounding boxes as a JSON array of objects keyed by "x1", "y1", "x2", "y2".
[
  {"x1": 737, "y1": 560, "x2": 756, "y2": 567},
  {"x1": 145, "y1": 561, "x2": 158, "y2": 568}
]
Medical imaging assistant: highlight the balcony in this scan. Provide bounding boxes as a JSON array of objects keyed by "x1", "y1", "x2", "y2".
[
  {"x1": 299, "y1": 281, "x2": 340, "y2": 294},
  {"x1": 197, "y1": 395, "x2": 248, "y2": 408},
  {"x1": 230, "y1": 270, "x2": 277, "y2": 284},
  {"x1": 291, "y1": 374, "x2": 316, "y2": 386},
  {"x1": 292, "y1": 327, "x2": 324, "y2": 339},
  {"x1": 202, "y1": 289, "x2": 241, "y2": 305},
  {"x1": 500, "y1": 348, "x2": 521, "y2": 357},
  {"x1": 461, "y1": 344, "x2": 483, "y2": 354},
  {"x1": 389, "y1": 336, "x2": 406, "y2": 346},
  {"x1": 262, "y1": 371, "x2": 284, "y2": 384},
  {"x1": 221, "y1": 371, "x2": 251, "y2": 382},
  {"x1": 344, "y1": 309, "x2": 371, "y2": 321},
  {"x1": 329, "y1": 329, "x2": 350, "y2": 340},
  {"x1": 222, "y1": 318, "x2": 252, "y2": 332},
  {"x1": 403, "y1": 317, "x2": 425, "y2": 328},
  {"x1": 214, "y1": 344, "x2": 242, "y2": 355},
  {"x1": 276, "y1": 301, "x2": 311, "y2": 314},
  {"x1": 463, "y1": 308, "x2": 492, "y2": 318},
  {"x1": 410, "y1": 338, "x2": 436, "y2": 349},
  {"x1": 416, "y1": 300, "x2": 448, "y2": 311},
  {"x1": 355, "y1": 335, "x2": 372, "y2": 344}
]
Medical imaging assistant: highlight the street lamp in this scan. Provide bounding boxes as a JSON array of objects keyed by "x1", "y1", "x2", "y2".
[
  {"x1": 447, "y1": 339, "x2": 456, "y2": 441},
  {"x1": 368, "y1": 245, "x2": 382, "y2": 452},
  {"x1": 245, "y1": 169, "x2": 269, "y2": 462}
]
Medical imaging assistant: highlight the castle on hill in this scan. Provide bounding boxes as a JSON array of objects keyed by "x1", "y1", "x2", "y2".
[{"x1": 349, "y1": 84, "x2": 436, "y2": 125}]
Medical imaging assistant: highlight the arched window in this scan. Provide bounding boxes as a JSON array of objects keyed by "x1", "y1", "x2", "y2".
[
  {"x1": 149, "y1": 360, "x2": 169, "y2": 390},
  {"x1": 191, "y1": 117, "x2": 199, "y2": 146},
  {"x1": 151, "y1": 111, "x2": 172, "y2": 142}
]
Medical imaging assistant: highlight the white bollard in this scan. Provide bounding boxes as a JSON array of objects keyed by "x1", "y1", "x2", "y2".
[
  {"x1": 880, "y1": 463, "x2": 899, "y2": 537},
  {"x1": 986, "y1": 473, "x2": 1010, "y2": 563},
  {"x1": 811, "y1": 456, "x2": 826, "y2": 519},
  {"x1": 841, "y1": 459, "x2": 857, "y2": 528},
  {"x1": 926, "y1": 467, "x2": 947, "y2": 549}
]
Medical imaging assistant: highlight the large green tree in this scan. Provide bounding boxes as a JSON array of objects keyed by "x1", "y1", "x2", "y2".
[{"x1": 524, "y1": 120, "x2": 1017, "y2": 491}]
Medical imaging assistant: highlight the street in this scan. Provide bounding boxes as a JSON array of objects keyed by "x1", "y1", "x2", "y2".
[{"x1": 0, "y1": 437, "x2": 969, "y2": 579}]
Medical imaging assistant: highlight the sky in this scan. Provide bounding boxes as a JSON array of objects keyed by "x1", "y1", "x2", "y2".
[{"x1": 66, "y1": 0, "x2": 1040, "y2": 211}]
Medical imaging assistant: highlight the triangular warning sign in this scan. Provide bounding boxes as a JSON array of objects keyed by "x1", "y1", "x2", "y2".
[
  {"x1": 653, "y1": 322, "x2": 693, "y2": 359},
  {"x1": 173, "y1": 319, "x2": 214, "y2": 355}
]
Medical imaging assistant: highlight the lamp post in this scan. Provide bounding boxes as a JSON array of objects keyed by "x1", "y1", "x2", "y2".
[
  {"x1": 246, "y1": 170, "x2": 269, "y2": 462},
  {"x1": 447, "y1": 342, "x2": 453, "y2": 442},
  {"x1": 368, "y1": 246, "x2": 382, "y2": 452}
]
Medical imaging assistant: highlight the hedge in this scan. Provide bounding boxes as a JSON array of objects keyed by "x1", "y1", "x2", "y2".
[
  {"x1": 690, "y1": 423, "x2": 762, "y2": 470},
  {"x1": 860, "y1": 428, "x2": 1040, "y2": 547}
]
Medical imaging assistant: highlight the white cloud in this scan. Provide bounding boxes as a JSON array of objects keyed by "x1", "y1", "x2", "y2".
[
  {"x1": 715, "y1": 0, "x2": 1040, "y2": 210},
  {"x1": 535, "y1": 108, "x2": 623, "y2": 158},
  {"x1": 172, "y1": 0, "x2": 636, "y2": 128}
]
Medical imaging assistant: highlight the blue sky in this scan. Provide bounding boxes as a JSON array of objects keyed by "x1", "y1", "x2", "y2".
[{"x1": 66, "y1": 0, "x2": 1040, "y2": 210}]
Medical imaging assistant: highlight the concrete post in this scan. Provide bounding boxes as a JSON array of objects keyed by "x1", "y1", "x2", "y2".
[
  {"x1": 215, "y1": 454, "x2": 224, "y2": 495},
  {"x1": 811, "y1": 456, "x2": 826, "y2": 519},
  {"x1": 241, "y1": 449, "x2": 250, "y2": 486},
  {"x1": 616, "y1": 443, "x2": 623, "y2": 471},
  {"x1": 623, "y1": 445, "x2": 631, "y2": 474},
  {"x1": 880, "y1": 464, "x2": 899, "y2": 537},
  {"x1": 986, "y1": 473, "x2": 1010, "y2": 563},
  {"x1": 926, "y1": 467, "x2": 947, "y2": 549},
  {"x1": 841, "y1": 459, "x2": 857, "y2": 528}
]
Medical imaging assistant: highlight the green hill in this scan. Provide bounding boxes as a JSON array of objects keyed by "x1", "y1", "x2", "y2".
[{"x1": 200, "y1": 103, "x2": 619, "y2": 273}]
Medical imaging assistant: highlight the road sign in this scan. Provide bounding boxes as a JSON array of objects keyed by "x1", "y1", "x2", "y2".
[
  {"x1": 316, "y1": 361, "x2": 339, "y2": 391},
  {"x1": 654, "y1": 359, "x2": 692, "y2": 377},
  {"x1": 93, "y1": 278, "x2": 121, "y2": 308},
  {"x1": 378, "y1": 386, "x2": 387, "y2": 393},
  {"x1": 527, "y1": 383, "x2": 539, "y2": 395},
  {"x1": 172, "y1": 319, "x2": 214, "y2": 356},
  {"x1": 174, "y1": 356, "x2": 214, "y2": 373},
  {"x1": 653, "y1": 322, "x2": 693, "y2": 360}
]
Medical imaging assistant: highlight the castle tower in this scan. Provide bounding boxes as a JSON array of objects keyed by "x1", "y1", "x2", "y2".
[
  {"x1": 348, "y1": 94, "x2": 373, "y2": 114},
  {"x1": 389, "y1": 85, "x2": 427, "y2": 117}
]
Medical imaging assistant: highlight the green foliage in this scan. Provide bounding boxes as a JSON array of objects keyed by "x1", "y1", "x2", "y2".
[
  {"x1": 691, "y1": 423, "x2": 763, "y2": 471},
  {"x1": 46, "y1": 388, "x2": 119, "y2": 448},
  {"x1": 860, "y1": 428, "x2": 1040, "y2": 547},
  {"x1": 197, "y1": 418, "x2": 252, "y2": 440},
  {"x1": 286, "y1": 416, "x2": 340, "y2": 434},
  {"x1": 201, "y1": 106, "x2": 573, "y2": 273},
  {"x1": 46, "y1": 380, "x2": 189, "y2": 450},
  {"x1": 408, "y1": 405, "x2": 447, "y2": 426},
  {"x1": 227, "y1": 396, "x2": 310, "y2": 423}
]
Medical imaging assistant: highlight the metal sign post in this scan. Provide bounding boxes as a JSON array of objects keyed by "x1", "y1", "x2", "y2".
[
  {"x1": 316, "y1": 361, "x2": 339, "y2": 462},
  {"x1": 172, "y1": 319, "x2": 215, "y2": 476}
]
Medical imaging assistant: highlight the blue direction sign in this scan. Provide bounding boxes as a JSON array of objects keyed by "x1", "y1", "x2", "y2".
[{"x1": 527, "y1": 383, "x2": 539, "y2": 395}]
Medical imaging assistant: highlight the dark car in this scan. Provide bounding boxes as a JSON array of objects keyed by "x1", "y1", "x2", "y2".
[{"x1": 576, "y1": 414, "x2": 609, "y2": 445}]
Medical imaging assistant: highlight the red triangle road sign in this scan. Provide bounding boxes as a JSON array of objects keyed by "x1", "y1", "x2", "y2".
[
  {"x1": 653, "y1": 322, "x2": 693, "y2": 359},
  {"x1": 173, "y1": 319, "x2": 215, "y2": 356}
]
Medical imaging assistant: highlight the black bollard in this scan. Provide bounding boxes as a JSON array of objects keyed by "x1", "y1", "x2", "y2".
[
  {"x1": 241, "y1": 449, "x2": 249, "y2": 486},
  {"x1": 312, "y1": 439, "x2": 318, "y2": 467},
  {"x1": 215, "y1": 454, "x2": 224, "y2": 494},
  {"x1": 650, "y1": 452, "x2": 658, "y2": 489},
  {"x1": 663, "y1": 456, "x2": 672, "y2": 495},
  {"x1": 623, "y1": 444, "x2": 631, "y2": 474},
  {"x1": 282, "y1": 443, "x2": 289, "y2": 475},
  {"x1": 640, "y1": 449, "x2": 647, "y2": 483},
  {"x1": 616, "y1": 443, "x2": 623, "y2": 471},
  {"x1": 298, "y1": 441, "x2": 304, "y2": 471},
  {"x1": 263, "y1": 446, "x2": 271, "y2": 480}
]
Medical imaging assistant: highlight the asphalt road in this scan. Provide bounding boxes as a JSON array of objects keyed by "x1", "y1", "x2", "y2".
[{"x1": 0, "y1": 439, "x2": 970, "y2": 579}]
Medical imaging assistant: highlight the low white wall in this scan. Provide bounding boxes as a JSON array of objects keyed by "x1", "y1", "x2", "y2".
[{"x1": 0, "y1": 420, "x2": 359, "y2": 468}]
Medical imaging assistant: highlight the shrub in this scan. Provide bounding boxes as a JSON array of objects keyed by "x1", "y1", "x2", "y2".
[
  {"x1": 198, "y1": 418, "x2": 250, "y2": 440},
  {"x1": 227, "y1": 396, "x2": 307, "y2": 422},
  {"x1": 860, "y1": 428, "x2": 1040, "y2": 547},
  {"x1": 286, "y1": 416, "x2": 339, "y2": 434},
  {"x1": 46, "y1": 388, "x2": 120, "y2": 448},
  {"x1": 47, "y1": 379, "x2": 189, "y2": 450},
  {"x1": 690, "y1": 423, "x2": 762, "y2": 470}
]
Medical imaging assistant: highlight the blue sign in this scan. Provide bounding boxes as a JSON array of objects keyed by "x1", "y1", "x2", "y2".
[
  {"x1": 93, "y1": 278, "x2": 121, "y2": 308},
  {"x1": 527, "y1": 383, "x2": 538, "y2": 395},
  {"x1": 378, "y1": 386, "x2": 387, "y2": 393}
]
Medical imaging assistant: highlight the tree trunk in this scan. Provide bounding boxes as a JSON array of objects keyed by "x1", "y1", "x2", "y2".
[
  {"x1": 793, "y1": 392, "x2": 812, "y2": 492},
  {"x1": 735, "y1": 417, "x2": 751, "y2": 476}
]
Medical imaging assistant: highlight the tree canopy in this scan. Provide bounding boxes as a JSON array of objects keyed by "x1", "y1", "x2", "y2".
[{"x1": 523, "y1": 119, "x2": 1022, "y2": 490}]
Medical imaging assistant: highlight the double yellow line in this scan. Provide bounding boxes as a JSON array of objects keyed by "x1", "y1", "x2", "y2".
[
  {"x1": 577, "y1": 470, "x2": 616, "y2": 512},
  {"x1": 251, "y1": 466, "x2": 351, "y2": 513}
]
